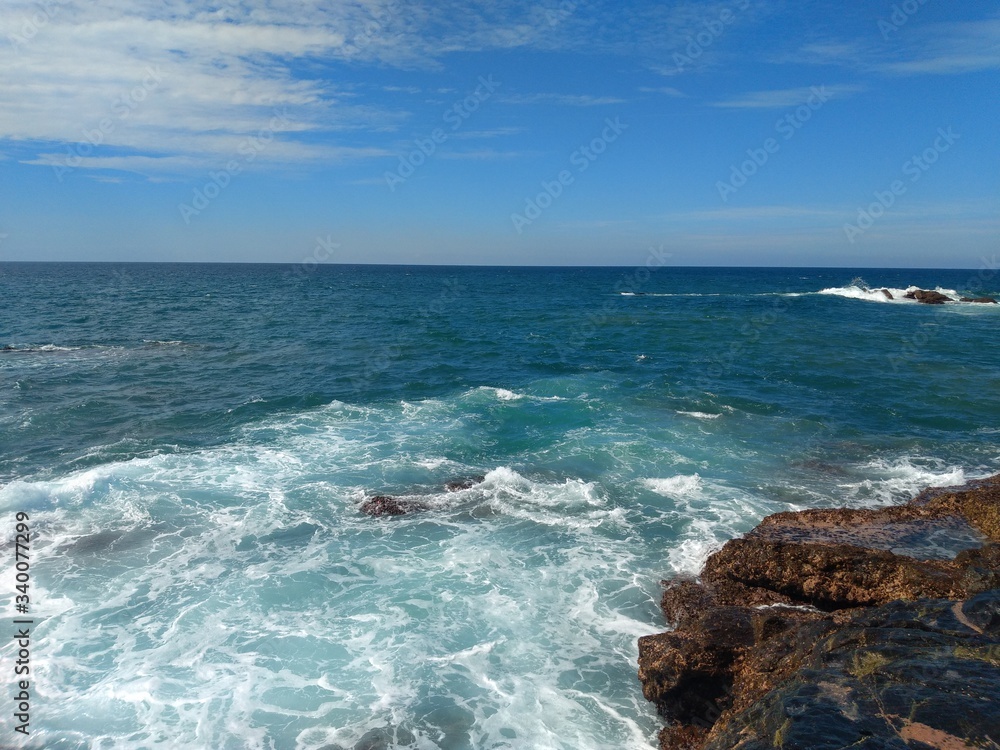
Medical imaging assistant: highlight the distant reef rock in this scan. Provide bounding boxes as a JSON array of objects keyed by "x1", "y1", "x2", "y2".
[
  {"x1": 897, "y1": 289, "x2": 997, "y2": 305},
  {"x1": 638, "y1": 474, "x2": 1000, "y2": 750},
  {"x1": 903, "y1": 289, "x2": 952, "y2": 304}
]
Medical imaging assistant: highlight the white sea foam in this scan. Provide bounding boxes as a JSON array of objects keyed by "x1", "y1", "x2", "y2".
[
  {"x1": 640, "y1": 474, "x2": 783, "y2": 575},
  {"x1": 676, "y1": 410, "x2": 721, "y2": 420},
  {"x1": 0, "y1": 399, "x2": 664, "y2": 750},
  {"x1": 15, "y1": 387, "x2": 981, "y2": 749},
  {"x1": 493, "y1": 387, "x2": 525, "y2": 401},
  {"x1": 472, "y1": 386, "x2": 567, "y2": 403},
  {"x1": 643, "y1": 474, "x2": 703, "y2": 497},
  {"x1": 836, "y1": 456, "x2": 976, "y2": 506},
  {"x1": 813, "y1": 282, "x2": 988, "y2": 305},
  {"x1": 817, "y1": 284, "x2": 912, "y2": 303}
]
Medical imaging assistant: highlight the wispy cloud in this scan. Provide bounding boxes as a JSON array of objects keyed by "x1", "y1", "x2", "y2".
[
  {"x1": 0, "y1": 0, "x2": 415, "y2": 175},
  {"x1": 662, "y1": 206, "x2": 846, "y2": 222},
  {"x1": 709, "y1": 85, "x2": 865, "y2": 109},
  {"x1": 638, "y1": 86, "x2": 686, "y2": 97},
  {"x1": 0, "y1": 0, "x2": 737, "y2": 176},
  {"x1": 452, "y1": 127, "x2": 526, "y2": 139},
  {"x1": 878, "y1": 19, "x2": 1000, "y2": 75},
  {"x1": 501, "y1": 93, "x2": 627, "y2": 106},
  {"x1": 783, "y1": 19, "x2": 1000, "y2": 76},
  {"x1": 437, "y1": 149, "x2": 525, "y2": 160}
]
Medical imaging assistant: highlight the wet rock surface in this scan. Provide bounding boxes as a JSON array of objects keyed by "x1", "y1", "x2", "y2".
[
  {"x1": 359, "y1": 495, "x2": 427, "y2": 516},
  {"x1": 444, "y1": 475, "x2": 486, "y2": 492},
  {"x1": 903, "y1": 289, "x2": 952, "y2": 304},
  {"x1": 360, "y1": 476, "x2": 486, "y2": 516},
  {"x1": 639, "y1": 475, "x2": 1000, "y2": 750}
]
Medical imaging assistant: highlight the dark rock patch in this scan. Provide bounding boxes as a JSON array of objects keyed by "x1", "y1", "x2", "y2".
[
  {"x1": 639, "y1": 474, "x2": 1000, "y2": 750},
  {"x1": 359, "y1": 496, "x2": 427, "y2": 517},
  {"x1": 445, "y1": 475, "x2": 486, "y2": 492},
  {"x1": 902, "y1": 289, "x2": 951, "y2": 304}
]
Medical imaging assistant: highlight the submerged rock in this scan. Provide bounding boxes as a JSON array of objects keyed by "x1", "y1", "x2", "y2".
[
  {"x1": 359, "y1": 496, "x2": 427, "y2": 517},
  {"x1": 444, "y1": 475, "x2": 486, "y2": 492},
  {"x1": 360, "y1": 476, "x2": 485, "y2": 517},
  {"x1": 878, "y1": 288, "x2": 893, "y2": 300},
  {"x1": 639, "y1": 475, "x2": 1000, "y2": 750},
  {"x1": 960, "y1": 296, "x2": 998, "y2": 304}
]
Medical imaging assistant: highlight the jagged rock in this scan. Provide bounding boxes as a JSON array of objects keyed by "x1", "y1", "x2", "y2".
[
  {"x1": 961, "y1": 296, "x2": 998, "y2": 304},
  {"x1": 878, "y1": 288, "x2": 893, "y2": 300},
  {"x1": 703, "y1": 592, "x2": 1000, "y2": 750},
  {"x1": 902, "y1": 289, "x2": 950, "y2": 304},
  {"x1": 359, "y1": 496, "x2": 426, "y2": 517},
  {"x1": 639, "y1": 475, "x2": 1000, "y2": 750}
]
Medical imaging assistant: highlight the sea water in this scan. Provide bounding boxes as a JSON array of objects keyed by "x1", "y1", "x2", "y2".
[{"x1": 1, "y1": 263, "x2": 999, "y2": 749}]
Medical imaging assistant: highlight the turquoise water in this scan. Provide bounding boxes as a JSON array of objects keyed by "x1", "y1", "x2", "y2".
[{"x1": 1, "y1": 263, "x2": 999, "y2": 749}]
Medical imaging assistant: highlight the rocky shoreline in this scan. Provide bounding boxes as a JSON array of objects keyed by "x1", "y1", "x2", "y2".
[{"x1": 638, "y1": 475, "x2": 1000, "y2": 749}]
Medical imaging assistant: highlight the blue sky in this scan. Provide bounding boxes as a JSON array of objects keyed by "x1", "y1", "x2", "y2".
[{"x1": 0, "y1": 0, "x2": 997, "y2": 266}]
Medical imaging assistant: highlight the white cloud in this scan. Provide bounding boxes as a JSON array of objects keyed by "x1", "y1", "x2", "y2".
[
  {"x1": 2, "y1": 0, "x2": 734, "y2": 175},
  {"x1": 662, "y1": 206, "x2": 845, "y2": 222},
  {"x1": 452, "y1": 127, "x2": 526, "y2": 139},
  {"x1": 709, "y1": 85, "x2": 865, "y2": 109},
  {"x1": 784, "y1": 19, "x2": 1000, "y2": 76},
  {"x1": 0, "y1": 0, "x2": 415, "y2": 174},
  {"x1": 638, "y1": 86, "x2": 686, "y2": 97},
  {"x1": 501, "y1": 93, "x2": 627, "y2": 106},
  {"x1": 437, "y1": 149, "x2": 524, "y2": 160},
  {"x1": 880, "y1": 19, "x2": 1000, "y2": 75}
]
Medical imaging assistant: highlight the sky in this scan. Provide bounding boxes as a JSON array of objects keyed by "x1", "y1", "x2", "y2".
[{"x1": 0, "y1": 0, "x2": 997, "y2": 267}]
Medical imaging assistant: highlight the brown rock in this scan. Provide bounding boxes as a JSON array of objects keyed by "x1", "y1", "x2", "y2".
[
  {"x1": 638, "y1": 474, "x2": 1000, "y2": 749},
  {"x1": 903, "y1": 288, "x2": 951, "y2": 304},
  {"x1": 960, "y1": 296, "x2": 998, "y2": 304},
  {"x1": 878, "y1": 288, "x2": 893, "y2": 300}
]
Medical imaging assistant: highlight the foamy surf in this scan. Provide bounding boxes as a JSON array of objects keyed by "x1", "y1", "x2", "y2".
[
  {"x1": 0, "y1": 400, "x2": 666, "y2": 750},
  {"x1": 4, "y1": 263, "x2": 1000, "y2": 750},
  {"x1": 813, "y1": 279, "x2": 987, "y2": 305}
]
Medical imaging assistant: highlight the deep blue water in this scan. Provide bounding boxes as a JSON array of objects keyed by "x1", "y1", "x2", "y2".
[{"x1": 1, "y1": 263, "x2": 999, "y2": 749}]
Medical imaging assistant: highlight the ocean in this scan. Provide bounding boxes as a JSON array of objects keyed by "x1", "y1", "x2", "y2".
[{"x1": 2, "y1": 262, "x2": 999, "y2": 749}]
